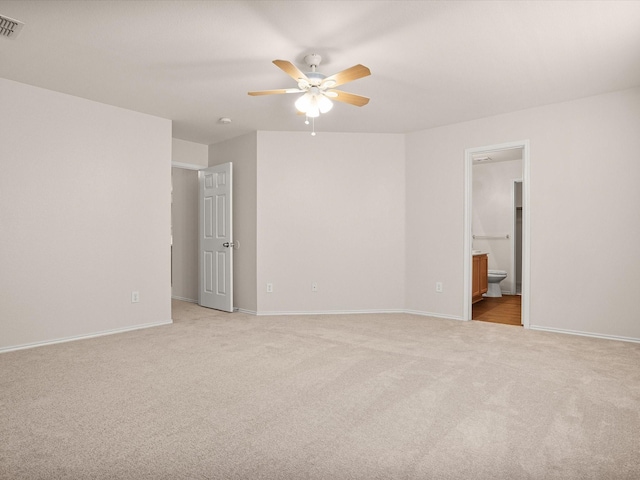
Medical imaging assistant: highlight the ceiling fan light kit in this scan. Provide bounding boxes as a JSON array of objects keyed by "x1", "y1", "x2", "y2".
[
  {"x1": 295, "y1": 87, "x2": 333, "y2": 118},
  {"x1": 249, "y1": 53, "x2": 370, "y2": 135}
]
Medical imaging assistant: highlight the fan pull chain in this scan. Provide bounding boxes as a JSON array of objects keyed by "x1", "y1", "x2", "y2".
[{"x1": 303, "y1": 115, "x2": 316, "y2": 136}]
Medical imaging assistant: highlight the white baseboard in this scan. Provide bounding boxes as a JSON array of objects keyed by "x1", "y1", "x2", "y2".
[
  {"x1": 236, "y1": 308, "x2": 257, "y2": 315},
  {"x1": 172, "y1": 296, "x2": 198, "y2": 303},
  {"x1": 255, "y1": 308, "x2": 406, "y2": 316},
  {"x1": 403, "y1": 309, "x2": 465, "y2": 321},
  {"x1": 5, "y1": 309, "x2": 637, "y2": 354},
  {"x1": 529, "y1": 325, "x2": 640, "y2": 344},
  {"x1": 0, "y1": 320, "x2": 173, "y2": 354},
  {"x1": 245, "y1": 308, "x2": 463, "y2": 321}
]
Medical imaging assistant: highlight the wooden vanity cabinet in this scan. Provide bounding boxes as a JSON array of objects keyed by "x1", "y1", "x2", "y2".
[{"x1": 472, "y1": 254, "x2": 488, "y2": 304}]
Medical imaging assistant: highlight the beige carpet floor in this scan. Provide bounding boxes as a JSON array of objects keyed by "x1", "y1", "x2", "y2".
[{"x1": 1, "y1": 300, "x2": 639, "y2": 479}]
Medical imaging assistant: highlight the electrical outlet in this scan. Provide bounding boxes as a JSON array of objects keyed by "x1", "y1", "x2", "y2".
[
  {"x1": 435, "y1": 282, "x2": 443, "y2": 293},
  {"x1": 266, "y1": 283, "x2": 273, "y2": 293},
  {"x1": 131, "y1": 291, "x2": 140, "y2": 303},
  {"x1": 311, "y1": 282, "x2": 318, "y2": 292}
]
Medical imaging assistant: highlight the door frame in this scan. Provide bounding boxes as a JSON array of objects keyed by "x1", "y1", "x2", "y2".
[
  {"x1": 463, "y1": 140, "x2": 531, "y2": 327},
  {"x1": 511, "y1": 179, "x2": 523, "y2": 295}
]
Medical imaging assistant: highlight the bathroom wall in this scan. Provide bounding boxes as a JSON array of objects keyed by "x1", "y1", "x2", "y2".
[{"x1": 472, "y1": 158, "x2": 523, "y2": 294}]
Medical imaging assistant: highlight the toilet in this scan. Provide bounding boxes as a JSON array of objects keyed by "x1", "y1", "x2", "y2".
[{"x1": 485, "y1": 270, "x2": 507, "y2": 297}]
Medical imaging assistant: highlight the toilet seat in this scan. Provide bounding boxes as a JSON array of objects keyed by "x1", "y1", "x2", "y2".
[{"x1": 488, "y1": 270, "x2": 507, "y2": 276}]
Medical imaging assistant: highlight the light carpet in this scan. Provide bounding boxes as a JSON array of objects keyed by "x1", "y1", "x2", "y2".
[{"x1": 1, "y1": 300, "x2": 639, "y2": 479}]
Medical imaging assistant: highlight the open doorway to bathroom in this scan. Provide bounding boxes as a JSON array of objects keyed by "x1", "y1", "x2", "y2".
[{"x1": 463, "y1": 141, "x2": 530, "y2": 327}]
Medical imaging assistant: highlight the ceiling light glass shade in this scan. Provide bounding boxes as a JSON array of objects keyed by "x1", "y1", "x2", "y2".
[
  {"x1": 295, "y1": 91, "x2": 332, "y2": 117},
  {"x1": 317, "y1": 94, "x2": 333, "y2": 113},
  {"x1": 295, "y1": 92, "x2": 313, "y2": 113},
  {"x1": 295, "y1": 92, "x2": 319, "y2": 117},
  {"x1": 306, "y1": 97, "x2": 320, "y2": 118}
]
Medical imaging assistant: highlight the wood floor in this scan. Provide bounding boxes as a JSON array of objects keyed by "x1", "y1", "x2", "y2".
[{"x1": 473, "y1": 294, "x2": 522, "y2": 326}]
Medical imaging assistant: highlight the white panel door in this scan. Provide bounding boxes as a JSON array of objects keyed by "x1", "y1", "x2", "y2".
[{"x1": 198, "y1": 163, "x2": 233, "y2": 312}]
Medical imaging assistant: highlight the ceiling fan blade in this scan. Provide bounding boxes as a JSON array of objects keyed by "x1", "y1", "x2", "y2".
[
  {"x1": 248, "y1": 88, "x2": 302, "y2": 96},
  {"x1": 330, "y1": 90, "x2": 370, "y2": 107},
  {"x1": 322, "y1": 64, "x2": 371, "y2": 88},
  {"x1": 273, "y1": 59, "x2": 309, "y2": 82}
]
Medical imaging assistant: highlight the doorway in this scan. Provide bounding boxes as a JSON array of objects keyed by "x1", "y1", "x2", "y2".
[
  {"x1": 463, "y1": 140, "x2": 530, "y2": 327},
  {"x1": 473, "y1": 294, "x2": 522, "y2": 325}
]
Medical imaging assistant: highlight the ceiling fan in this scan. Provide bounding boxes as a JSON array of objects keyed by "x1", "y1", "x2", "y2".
[{"x1": 248, "y1": 54, "x2": 371, "y2": 118}]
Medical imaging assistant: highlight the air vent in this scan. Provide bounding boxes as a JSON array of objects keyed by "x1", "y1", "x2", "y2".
[{"x1": 0, "y1": 14, "x2": 24, "y2": 40}]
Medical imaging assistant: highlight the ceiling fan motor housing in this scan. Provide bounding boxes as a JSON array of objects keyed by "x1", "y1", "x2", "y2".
[
  {"x1": 304, "y1": 53, "x2": 322, "y2": 69},
  {"x1": 306, "y1": 72, "x2": 326, "y2": 86}
]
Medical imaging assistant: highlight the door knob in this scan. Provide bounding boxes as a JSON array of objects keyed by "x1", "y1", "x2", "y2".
[{"x1": 223, "y1": 242, "x2": 235, "y2": 248}]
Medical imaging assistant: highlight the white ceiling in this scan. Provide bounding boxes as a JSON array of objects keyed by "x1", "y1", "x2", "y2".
[{"x1": 1, "y1": 1, "x2": 640, "y2": 145}]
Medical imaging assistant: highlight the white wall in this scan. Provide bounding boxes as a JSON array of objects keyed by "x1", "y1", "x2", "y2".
[
  {"x1": 473, "y1": 159, "x2": 523, "y2": 293},
  {"x1": 406, "y1": 86, "x2": 640, "y2": 340},
  {"x1": 170, "y1": 138, "x2": 209, "y2": 302},
  {"x1": 209, "y1": 132, "x2": 258, "y2": 313},
  {"x1": 4, "y1": 80, "x2": 637, "y2": 351},
  {"x1": 171, "y1": 167, "x2": 199, "y2": 302},
  {"x1": 0, "y1": 79, "x2": 172, "y2": 351},
  {"x1": 172, "y1": 138, "x2": 208, "y2": 167},
  {"x1": 256, "y1": 131, "x2": 405, "y2": 314}
]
